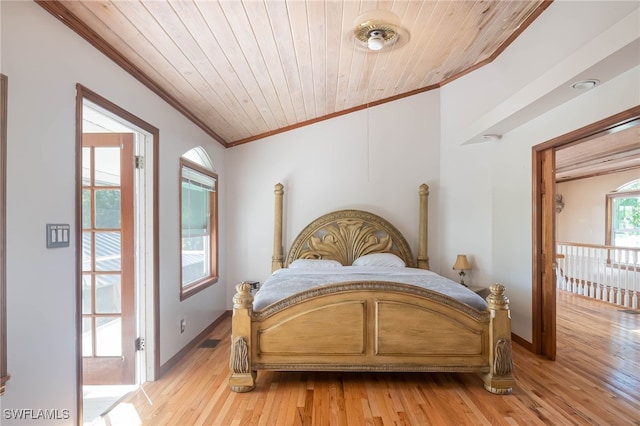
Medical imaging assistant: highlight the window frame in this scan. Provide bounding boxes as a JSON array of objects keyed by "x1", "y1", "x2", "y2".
[
  {"x1": 605, "y1": 187, "x2": 640, "y2": 248},
  {"x1": 179, "y1": 157, "x2": 218, "y2": 300}
]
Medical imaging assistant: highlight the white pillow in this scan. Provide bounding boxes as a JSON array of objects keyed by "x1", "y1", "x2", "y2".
[
  {"x1": 352, "y1": 253, "x2": 406, "y2": 267},
  {"x1": 289, "y1": 259, "x2": 343, "y2": 269}
]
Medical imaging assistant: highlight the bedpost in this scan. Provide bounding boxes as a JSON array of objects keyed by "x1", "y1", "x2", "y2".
[
  {"x1": 482, "y1": 283, "x2": 515, "y2": 394},
  {"x1": 229, "y1": 282, "x2": 256, "y2": 392},
  {"x1": 417, "y1": 183, "x2": 430, "y2": 270},
  {"x1": 272, "y1": 183, "x2": 284, "y2": 272}
]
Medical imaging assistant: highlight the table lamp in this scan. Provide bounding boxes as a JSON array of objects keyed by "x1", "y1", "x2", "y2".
[{"x1": 452, "y1": 254, "x2": 471, "y2": 286}]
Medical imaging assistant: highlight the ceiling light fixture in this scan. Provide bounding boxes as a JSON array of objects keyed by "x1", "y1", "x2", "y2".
[
  {"x1": 353, "y1": 10, "x2": 408, "y2": 51},
  {"x1": 354, "y1": 18, "x2": 400, "y2": 52},
  {"x1": 571, "y1": 79, "x2": 599, "y2": 90}
]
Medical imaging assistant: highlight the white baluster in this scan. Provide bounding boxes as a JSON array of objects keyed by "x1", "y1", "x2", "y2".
[
  {"x1": 622, "y1": 249, "x2": 629, "y2": 308},
  {"x1": 560, "y1": 244, "x2": 567, "y2": 292},
  {"x1": 613, "y1": 249, "x2": 619, "y2": 305},
  {"x1": 556, "y1": 244, "x2": 563, "y2": 290},
  {"x1": 575, "y1": 245, "x2": 581, "y2": 295},
  {"x1": 588, "y1": 246, "x2": 596, "y2": 298},
  {"x1": 594, "y1": 247, "x2": 601, "y2": 300},
  {"x1": 567, "y1": 246, "x2": 576, "y2": 292},
  {"x1": 588, "y1": 246, "x2": 595, "y2": 298},
  {"x1": 581, "y1": 246, "x2": 587, "y2": 295},
  {"x1": 631, "y1": 250, "x2": 638, "y2": 309},
  {"x1": 603, "y1": 249, "x2": 614, "y2": 302},
  {"x1": 571, "y1": 246, "x2": 580, "y2": 293},
  {"x1": 597, "y1": 248, "x2": 605, "y2": 301}
]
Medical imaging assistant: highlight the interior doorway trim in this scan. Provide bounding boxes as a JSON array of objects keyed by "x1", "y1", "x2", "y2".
[
  {"x1": 0, "y1": 74, "x2": 9, "y2": 395},
  {"x1": 531, "y1": 105, "x2": 640, "y2": 358},
  {"x1": 75, "y1": 84, "x2": 159, "y2": 422}
]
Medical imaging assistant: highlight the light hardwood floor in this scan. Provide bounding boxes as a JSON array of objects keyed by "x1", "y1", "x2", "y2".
[{"x1": 106, "y1": 291, "x2": 640, "y2": 425}]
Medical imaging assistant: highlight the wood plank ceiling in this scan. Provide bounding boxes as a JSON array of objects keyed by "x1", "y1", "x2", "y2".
[
  {"x1": 555, "y1": 120, "x2": 640, "y2": 183},
  {"x1": 38, "y1": 0, "x2": 550, "y2": 148}
]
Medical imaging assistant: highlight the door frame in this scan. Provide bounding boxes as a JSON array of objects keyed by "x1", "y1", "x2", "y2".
[
  {"x1": 531, "y1": 105, "x2": 640, "y2": 358},
  {"x1": 75, "y1": 85, "x2": 159, "y2": 422},
  {"x1": 0, "y1": 74, "x2": 8, "y2": 395}
]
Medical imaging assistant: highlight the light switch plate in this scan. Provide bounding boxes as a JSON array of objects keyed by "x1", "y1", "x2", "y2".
[{"x1": 46, "y1": 224, "x2": 70, "y2": 248}]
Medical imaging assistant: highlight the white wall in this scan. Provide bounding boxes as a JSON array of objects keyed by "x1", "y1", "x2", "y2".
[
  {"x1": 226, "y1": 1, "x2": 640, "y2": 344},
  {"x1": 0, "y1": 2, "x2": 226, "y2": 424},
  {"x1": 440, "y1": 1, "x2": 640, "y2": 340},
  {"x1": 557, "y1": 169, "x2": 640, "y2": 245},
  {"x1": 226, "y1": 91, "x2": 443, "y2": 291}
]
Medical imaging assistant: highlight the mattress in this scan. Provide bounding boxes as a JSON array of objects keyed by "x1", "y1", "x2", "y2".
[{"x1": 252, "y1": 266, "x2": 488, "y2": 311}]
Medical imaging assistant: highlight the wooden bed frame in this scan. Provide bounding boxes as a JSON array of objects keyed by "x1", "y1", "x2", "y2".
[{"x1": 229, "y1": 183, "x2": 515, "y2": 394}]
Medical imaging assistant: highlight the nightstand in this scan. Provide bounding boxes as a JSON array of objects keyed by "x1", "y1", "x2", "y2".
[
  {"x1": 243, "y1": 281, "x2": 260, "y2": 294},
  {"x1": 469, "y1": 286, "x2": 489, "y2": 299}
]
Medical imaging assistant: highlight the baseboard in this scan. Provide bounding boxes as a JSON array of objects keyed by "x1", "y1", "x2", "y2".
[
  {"x1": 159, "y1": 311, "x2": 231, "y2": 378},
  {"x1": 511, "y1": 332, "x2": 533, "y2": 351}
]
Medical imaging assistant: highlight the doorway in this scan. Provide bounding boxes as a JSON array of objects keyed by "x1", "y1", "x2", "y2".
[
  {"x1": 77, "y1": 85, "x2": 159, "y2": 425},
  {"x1": 532, "y1": 106, "x2": 640, "y2": 359}
]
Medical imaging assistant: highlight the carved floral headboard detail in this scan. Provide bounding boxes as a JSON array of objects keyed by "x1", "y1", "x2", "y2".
[
  {"x1": 285, "y1": 210, "x2": 415, "y2": 267},
  {"x1": 271, "y1": 183, "x2": 430, "y2": 272}
]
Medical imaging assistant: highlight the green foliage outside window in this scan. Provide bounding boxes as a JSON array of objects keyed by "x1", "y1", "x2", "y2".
[{"x1": 610, "y1": 179, "x2": 640, "y2": 248}]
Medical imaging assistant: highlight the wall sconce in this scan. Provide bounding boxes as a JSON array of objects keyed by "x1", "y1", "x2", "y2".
[
  {"x1": 452, "y1": 254, "x2": 471, "y2": 287},
  {"x1": 555, "y1": 194, "x2": 565, "y2": 213}
]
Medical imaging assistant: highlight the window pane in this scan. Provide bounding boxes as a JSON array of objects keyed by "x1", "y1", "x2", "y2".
[
  {"x1": 95, "y1": 232, "x2": 121, "y2": 271},
  {"x1": 82, "y1": 274, "x2": 92, "y2": 314},
  {"x1": 179, "y1": 160, "x2": 217, "y2": 296},
  {"x1": 182, "y1": 182, "x2": 209, "y2": 235},
  {"x1": 82, "y1": 189, "x2": 91, "y2": 229},
  {"x1": 82, "y1": 232, "x2": 92, "y2": 272},
  {"x1": 182, "y1": 235, "x2": 210, "y2": 285},
  {"x1": 82, "y1": 318, "x2": 93, "y2": 357},
  {"x1": 612, "y1": 195, "x2": 640, "y2": 248},
  {"x1": 82, "y1": 147, "x2": 91, "y2": 186},
  {"x1": 182, "y1": 166, "x2": 216, "y2": 190},
  {"x1": 95, "y1": 317, "x2": 121, "y2": 356},
  {"x1": 95, "y1": 189, "x2": 121, "y2": 229},
  {"x1": 95, "y1": 275, "x2": 121, "y2": 314},
  {"x1": 94, "y1": 147, "x2": 120, "y2": 186}
]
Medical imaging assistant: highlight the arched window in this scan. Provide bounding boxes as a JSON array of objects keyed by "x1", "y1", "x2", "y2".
[
  {"x1": 180, "y1": 147, "x2": 218, "y2": 299},
  {"x1": 606, "y1": 179, "x2": 640, "y2": 248}
]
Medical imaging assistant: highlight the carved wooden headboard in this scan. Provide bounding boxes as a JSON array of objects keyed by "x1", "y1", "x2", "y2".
[
  {"x1": 271, "y1": 184, "x2": 430, "y2": 271},
  {"x1": 286, "y1": 209, "x2": 415, "y2": 267}
]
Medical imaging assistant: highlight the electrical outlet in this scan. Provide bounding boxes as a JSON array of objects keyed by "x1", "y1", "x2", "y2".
[{"x1": 180, "y1": 318, "x2": 186, "y2": 334}]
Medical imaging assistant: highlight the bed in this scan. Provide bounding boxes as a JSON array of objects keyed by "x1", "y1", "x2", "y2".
[{"x1": 229, "y1": 183, "x2": 514, "y2": 394}]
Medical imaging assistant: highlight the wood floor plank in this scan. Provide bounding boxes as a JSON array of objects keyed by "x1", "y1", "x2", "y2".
[{"x1": 106, "y1": 291, "x2": 640, "y2": 425}]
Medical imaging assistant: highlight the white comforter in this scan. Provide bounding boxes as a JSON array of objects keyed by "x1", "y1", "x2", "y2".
[{"x1": 252, "y1": 266, "x2": 488, "y2": 311}]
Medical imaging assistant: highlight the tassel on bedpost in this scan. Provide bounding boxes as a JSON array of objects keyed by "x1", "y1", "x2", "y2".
[
  {"x1": 482, "y1": 283, "x2": 515, "y2": 394},
  {"x1": 229, "y1": 282, "x2": 256, "y2": 392}
]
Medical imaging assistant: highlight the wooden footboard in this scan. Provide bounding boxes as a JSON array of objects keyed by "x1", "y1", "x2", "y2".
[{"x1": 229, "y1": 282, "x2": 514, "y2": 394}]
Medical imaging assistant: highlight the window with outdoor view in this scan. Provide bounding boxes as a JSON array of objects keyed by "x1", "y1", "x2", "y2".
[
  {"x1": 180, "y1": 150, "x2": 218, "y2": 300},
  {"x1": 606, "y1": 179, "x2": 640, "y2": 248}
]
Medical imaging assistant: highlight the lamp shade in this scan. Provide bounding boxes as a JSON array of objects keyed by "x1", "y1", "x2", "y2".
[{"x1": 452, "y1": 254, "x2": 471, "y2": 271}]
